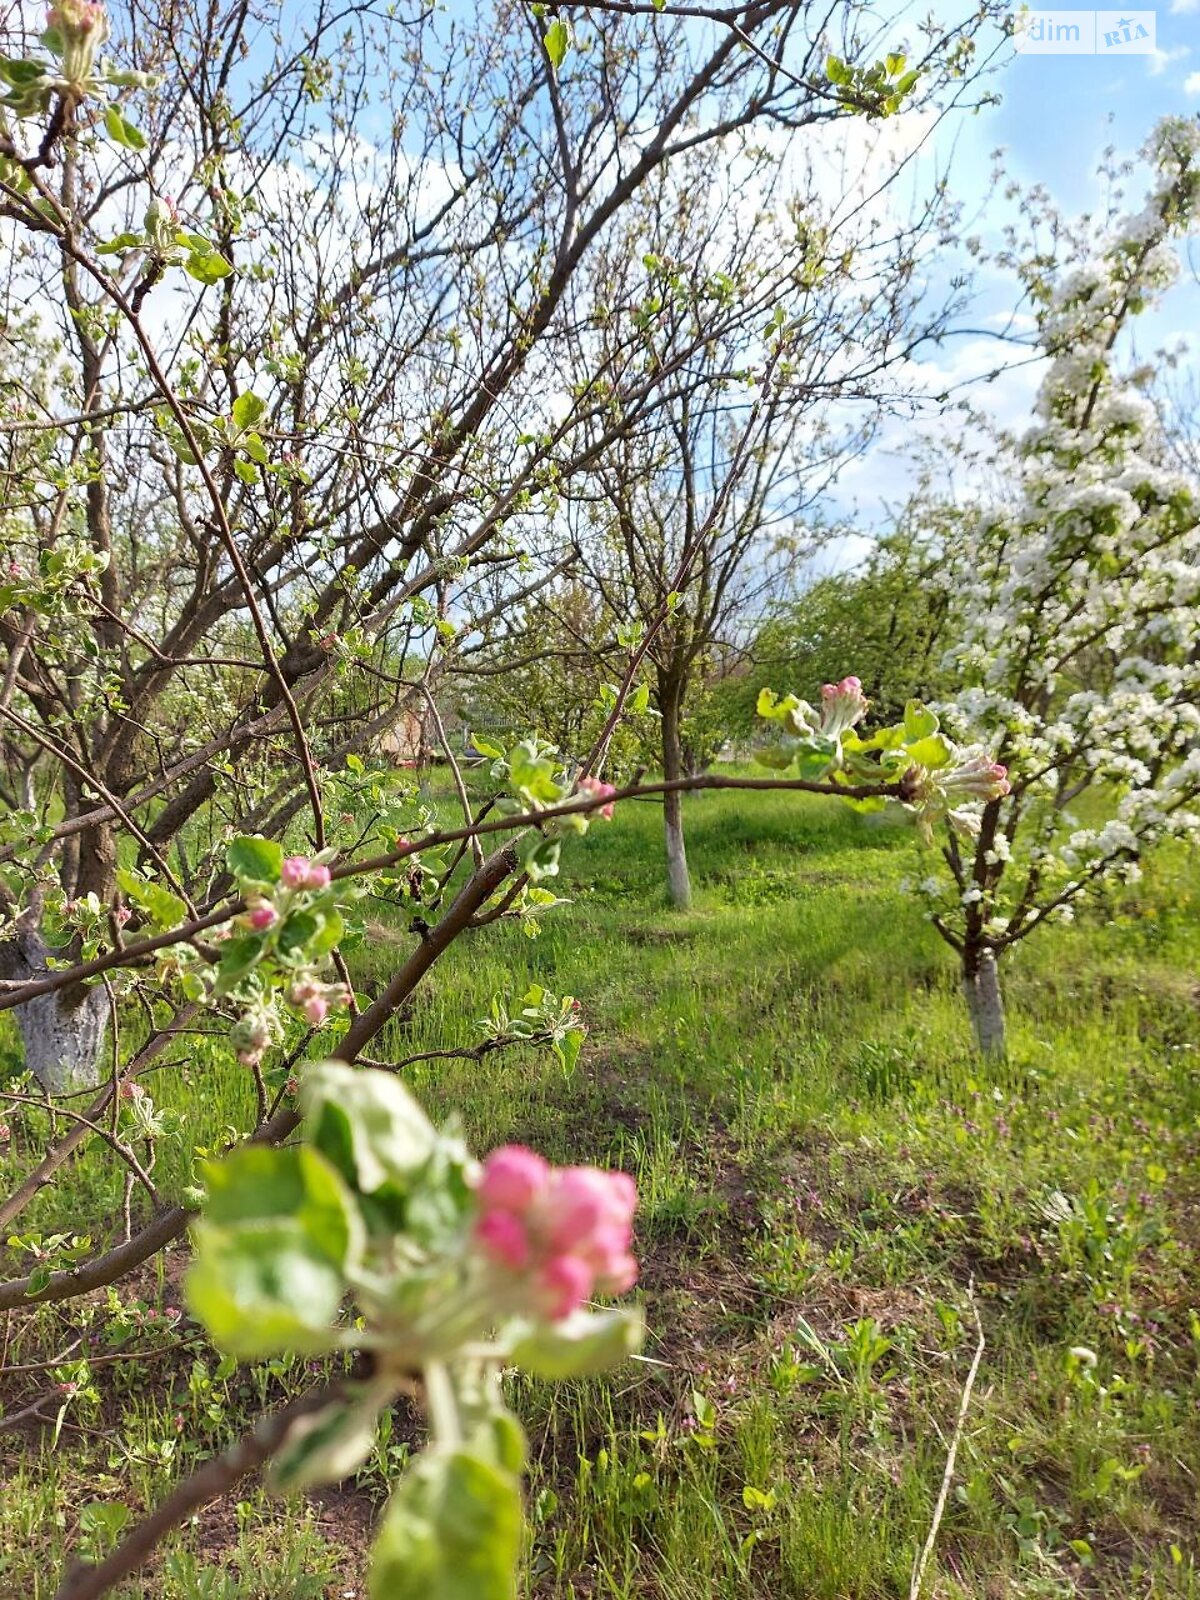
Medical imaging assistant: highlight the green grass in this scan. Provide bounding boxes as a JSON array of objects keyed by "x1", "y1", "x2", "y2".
[{"x1": 2, "y1": 782, "x2": 1198, "y2": 1597}]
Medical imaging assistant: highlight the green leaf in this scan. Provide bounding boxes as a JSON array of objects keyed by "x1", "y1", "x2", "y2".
[
  {"x1": 231, "y1": 391, "x2": 267, "y2": 432},
  {"x1": 309, "y1": 908, "x2": 345, "y2": 957},
  {"x1": 278, "y1": 910, "x2": 318, "y2": 954},
  {"x1": 523, "y1": 836, "x2": 561, "y2": 883},
  {"x1": 902, "y1": 700, "x2": 939, "y2": 742},
  {"x1": 185, "y1": 1223, "x2": 345, "y2": 1359},
  {"x1": 226, "y1": 835, "x2": 283, "y2": 885},
  {"x1": 233, "y1": 457, "x2": 259, "y2": 484},
  {"x1": 0, "y1": 57, "x2": 50, "y2": 86},
  {"x1": 507, "y1": 740, "x2": 562, "y2": 807},
  {"x1": 553, "y1": 1028, "x2": 583, "y2": 1076},
  {"x1": 115, "y1": 868, "x2": 186, "y2": 929},
  {"x1": 752, "y1": 744, "x2": 795, "y2": 771},
  {"x1": 543, "y1": 19, "x2": 569, "y2": 70},
  {"x1": 103, "y1": 104, "x2": 146, "y2": 151},
  {"x1": 825, "y1": 54, "x2": 852, "y2": 85},
  {"x1": 885, "y1": 51, "x2": 906, "y2": 76},
  {"x1": 214, "y1": 935, "x2": 264, "y2": 995},
  {"x1": 271, "y1": 1382, "x2": 392, "y2": 1494},
  {"x1": 369, "y1": 1448, "x2": 522, "y2": 1600},
  {"x1": 200, "y1": 1144, "x2": 361, "y2": 1260},
  {"x1": 510, "y1": 1307, "x2": 644, "y2": 1379},
  {"x1": 905, "y1": 733, "x2": 953, "y2": 770},
  {"x1": 185, "y1": 245, "x2": 234, "y2": 285},
  {"x1": 95, "y1": 231, "x2": 143, "y2": 255},
  {"x1": 301, "y1": 1062, "x2": 437, "y2": 1196},
  {"x1": 470, "y1": 735, "x2": 505, "y2": 760}
]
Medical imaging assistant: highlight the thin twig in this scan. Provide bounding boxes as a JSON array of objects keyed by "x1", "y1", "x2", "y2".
[{"x1": 909, "y1": 1288, "x2": 985, "y2": 1600}]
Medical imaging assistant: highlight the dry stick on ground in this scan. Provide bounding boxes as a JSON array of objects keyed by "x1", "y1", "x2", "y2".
[{"x1": 909, "y1": 1288, "x2": 986, "y2": 1600}]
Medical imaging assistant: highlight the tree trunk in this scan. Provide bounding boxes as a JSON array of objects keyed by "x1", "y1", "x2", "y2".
[
  {"x1": 1, "y1": 921, "x2": 111, "y2": 1093},
  {"x1": 962, "y1": 948, "x2": 1007, "y2": 1060},
  {"x1": 660, "y1": 671, "x2": 692, "y2": 910}
]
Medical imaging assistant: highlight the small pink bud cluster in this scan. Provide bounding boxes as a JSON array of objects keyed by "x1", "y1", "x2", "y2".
[
  {"x1": 818, "y1": 675, "x2": 869, "y2": 738},
  {"x1": 231, "y1": 1012, "x2": 273, "y2": 1068},
  {"x1": 473, "y1": 1146, "x2": 638, "y2": 1320},
  {"x1": 289, "y1": 977, "x2": 350, "y2": 1027},
  {"x1": 576, "y1": 776, "x2": 617, "y2": 821},
  {"x1": 245, "y1": 898, "x2": 278, "y2": 932},
  {"x1": 281, "y1": 855, "x2": 332, "y2": 891},
  {"x1": 48, "y1": 0, "x2": 105, "y2": 36},
  {"x1": 113, "y1": 905, "x2": 131, "y2": 927},
  {"x1": 941, "y1": 754, "x2": 1011, "y2": 801}
]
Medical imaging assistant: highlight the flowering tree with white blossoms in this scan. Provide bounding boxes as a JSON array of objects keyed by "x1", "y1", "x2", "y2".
[{"x1": 910, "y1": 116, "x2": 1200, "y2": 1058}]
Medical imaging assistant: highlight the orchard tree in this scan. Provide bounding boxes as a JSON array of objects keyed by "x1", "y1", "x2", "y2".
[
  {"x1": 561, "y1": 126, "x2": 987, "y2": 907},
  {"x1": 905, "y1": 117, "x2": 1200, "y2": 1057},
  {"x1": 0, "y1": 0, "x2": 998, "y2": 1086},
  {"x1": 0, "y1": 1, "x2": 1015, "y2": 1593}
]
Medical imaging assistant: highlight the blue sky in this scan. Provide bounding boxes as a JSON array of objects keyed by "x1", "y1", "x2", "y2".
[
  {"x1": 937, "y1": 0, "x2": 1200, "y2": 376},
  {"x1": 820, "y1": 0, "x2": 1200, "y2": 544}
]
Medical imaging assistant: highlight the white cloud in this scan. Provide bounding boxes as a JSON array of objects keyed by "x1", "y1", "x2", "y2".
[
  {"x1": 1186, "y1": 71, "x2": 1200, "y2": 93},
  {"x1": 1149, "y1": 44, "x2": 1189, "y2": 75},
  {"x1": 1171, "y1": 0, "x2": 1198, "y2": 13}
]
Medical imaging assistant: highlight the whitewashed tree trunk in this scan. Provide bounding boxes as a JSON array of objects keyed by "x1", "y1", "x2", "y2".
[
  {"x1": 963, "y1": 949, "x2": 1007, "y2": 1060},
  {"x1": 3, "y1": 923, "x2": 110, "y2": 1093},
  {"x1": 664, "y1": 792, "x2": 692, "y2": 910},
  {"x1": 660, "y1": 671, "x2": 692, "y2": 910}
]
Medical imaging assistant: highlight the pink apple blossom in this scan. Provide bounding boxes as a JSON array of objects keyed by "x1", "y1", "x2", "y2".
[
  {"x1": 475, "y1": 1209, "x2": 531, "y2": 1270},
  {"x1": 577, "y1": 776, "x2": 617, "y2": 820},
  {"x1": 478, "y1": 1145, "x2": 549, "y2": 1212},
  {"x1": 818, "y1": 675, "x2": 869, "y2": 737},
  {"x1": 536, "y1": 1254, "x2": 593, "y2": 1320},
  {"x1": 281, "y1": 855, "x2": 331, "y2": 890},
  {"x1": 472, "y1": 1144, "x2": 638, "y2": 1319},
  {"x1": 247, "y1": 901, "x2": 278, "y2": 931}
]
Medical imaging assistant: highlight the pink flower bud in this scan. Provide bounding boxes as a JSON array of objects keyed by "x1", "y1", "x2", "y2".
[
  {"x1": 577, "y1": 775, "x2": 617, "y2": 820},
  {"x1": 940, "y1": 753, "x2": 1011, "y2": 801},
  {"x1": 281, "y1": 855, "x2": 311, "y2": 889},
  {"x1": 546, "y1": 1168, "x2": 612, "y2": 1251},
  {"x1": 536, "y1": 1254, "x2": 593, "y2": 1320},
  {"x1": 595, "y1": 1249, "x2": 638, "y2": 1296},
  {"x1": 247, "y1": 901, "x2": 277, "y2": 931},
  {"x1": 305, "y1": 863, "x2": 331, "y2": 889},
  {"x1": 303, "y1": 995, "x2": 328, "y2": 1026},
  {"x1": 479, "y1": 1145, "x2": 550, "y2": 1213},
  {"x1": 48, "y1": 0, "x2": 105, "y2": 37},
  {"x1": 475, "y1": 1209, "x2": 532, "y2": 1270},
  {"x1": 818, "y1": 675, "x2": 869, "y2": 737},
  {"x1": 114, "y1": 906, "x2": 131, "y2": 926}
]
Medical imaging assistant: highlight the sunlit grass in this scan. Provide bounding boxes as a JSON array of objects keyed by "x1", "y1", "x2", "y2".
[{"x1": 1, "y1": 781, "x2": 1198, "y2": 1597}]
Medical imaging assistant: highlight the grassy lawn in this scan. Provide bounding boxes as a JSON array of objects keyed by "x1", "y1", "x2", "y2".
[{"x1": 2, "y1": 782, "x2": 1198, "y2": 1598}]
